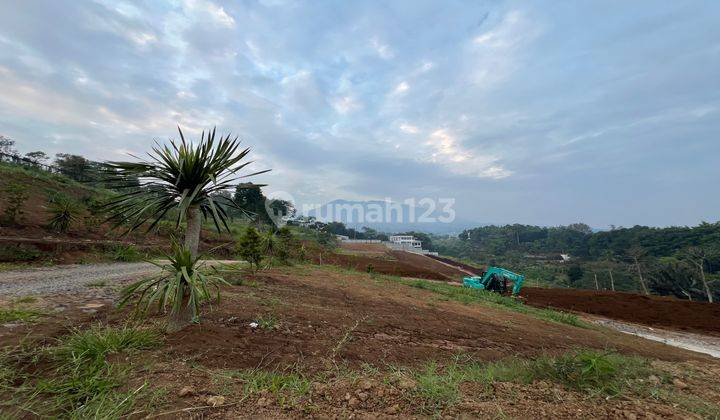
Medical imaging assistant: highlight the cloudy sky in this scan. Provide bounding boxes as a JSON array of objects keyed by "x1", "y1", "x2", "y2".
[{"x1": 1, "y1": 0, "x2": 718, "y2": 228}]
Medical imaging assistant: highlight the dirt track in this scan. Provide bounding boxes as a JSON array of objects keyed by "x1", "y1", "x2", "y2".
[{"x1": 0, "y1": 262, "x2": 158, "y2": 295}]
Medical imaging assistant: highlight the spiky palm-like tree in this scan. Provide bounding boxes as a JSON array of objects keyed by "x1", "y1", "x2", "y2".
[{"x1": 103, "y1": 127, "x2": 269, "y2": 257}]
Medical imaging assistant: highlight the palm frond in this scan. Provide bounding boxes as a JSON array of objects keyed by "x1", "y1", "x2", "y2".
[{"x1": 101, "y1": 127, "x2": 269, "y2": 233}]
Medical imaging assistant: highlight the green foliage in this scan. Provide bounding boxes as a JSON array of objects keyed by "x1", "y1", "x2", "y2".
[
  {"x1": 237, "y1": 226, "x2": 264, "y2": 271},
  {"x1": 46, "y1": 195, "x2": 82, "y2": 233},
  {"x1": 1, "y1": 182, "x2": 28, "y2": 225},
  {"x1": 111, "y1": 244, "x2": 143, "y2": 262},
  {"x1": 103, "y1": 127, "x2": 268, "y2": 234},
  {"x1": 400, "y1": 350, "x2": 651, "y2": 414},
  {"x1": 0, "y1": 307, "x2": 43, "y2": 323},
  {"x1": 566, "y1": 265, "x2": 584, "y2": 285},
  {"x1": 451, "y1": 222, "x2": 720, "y2": 260},
  {"x1": 410, "y1": 361, "x2": 462, "y2": 411},
  {"x1": 0, "y1": 325, "x2": 162, "y2": 418},
  {"x1": 256, "y1": 314, "x2": 279, "y2": 330},
  {"x1": 119, "y1": 242, "x2": 228, "y2": 320},
  {"x1": 53, "y1": 325, "x2": 161, "y2": 366},
  {"x1": 0, "y1": 243, "x2": 43, "y2": 263},
  {"x1": 217, "y1": 368, "x2": 311, "y2": 407}
]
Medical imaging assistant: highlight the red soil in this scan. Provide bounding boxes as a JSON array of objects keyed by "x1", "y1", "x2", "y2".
[
  {"x1": 329, "y1": 244, "x2": 720, "y2": 336},
  {"x1": 162, "y1": 268, "x2": 704, "y2": 373},
  {"x1": 313, "y1": 248, "x2": 465, "y2": 281},
  {"x1": 522, "y1": 287, "x2": 720, "y2": 336}
]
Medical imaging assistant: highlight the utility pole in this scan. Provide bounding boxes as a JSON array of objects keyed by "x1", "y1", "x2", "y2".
[{"x1": 594, "y1": 273, "x2": 599, "y2": 290}]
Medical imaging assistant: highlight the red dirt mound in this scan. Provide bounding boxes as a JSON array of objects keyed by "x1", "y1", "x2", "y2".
[
  {"x1": 522, "y1": 287, "x2": 720, "y2": 336},
  {"x1": 161, "y1": 267, "x2": 704, "y2": 373},
  {"x1": 426, "y1": 254, "x2": 484, "y2": 275}
]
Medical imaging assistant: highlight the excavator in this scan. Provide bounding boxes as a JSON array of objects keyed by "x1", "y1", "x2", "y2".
[{"x1": 462, "y1": 267, "x2": 525, "y2": 296}]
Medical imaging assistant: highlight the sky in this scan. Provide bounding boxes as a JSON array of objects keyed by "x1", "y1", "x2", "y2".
[{"x1": 0, "y1": 0, "x2": 718, "y2": 229}]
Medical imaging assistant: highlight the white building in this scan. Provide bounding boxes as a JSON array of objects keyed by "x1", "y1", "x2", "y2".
[{"x1": 389, "y1": 235, "x2": 422, "y2": 249}]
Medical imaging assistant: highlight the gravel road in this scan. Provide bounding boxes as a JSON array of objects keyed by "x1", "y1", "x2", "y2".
[{"x1": 0, "y1": 262, "x2": 160, "y2": 296}]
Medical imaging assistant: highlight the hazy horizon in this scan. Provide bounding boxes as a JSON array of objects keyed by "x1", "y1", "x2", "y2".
[{"x1": 1, "y1": 1, "x2": 718, "y2": 228}]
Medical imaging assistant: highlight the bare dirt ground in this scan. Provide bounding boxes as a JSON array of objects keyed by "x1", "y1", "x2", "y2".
[
  {"x1": 335, "y1": 244, "x2": 720, "y2": 337},
  {"x1": 3, "y1": 264, "x2": 719, "y2": 418},
  {"x1": 522, "y1": 286, "x2": 720, "y2": 336},
  {"x1": 322, "y1": 243, "x2": 471, "y2": 281}
]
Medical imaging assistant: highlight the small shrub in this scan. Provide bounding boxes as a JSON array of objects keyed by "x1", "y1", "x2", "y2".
[
  {"x1": 111, "y1": 244, "x2": 143, "y2": 262},
  {"x1": 119, "y1": 242, "x2": 228, "y2": 330},
  {"x1": 366, "y1": 263, "x2": 375, "y2": 274},
  {"x1": 0, "y1": 243, "x2": 43, "y2": 262},
  {"x1": 46, "y1": 195, "x2": 82, "y2": 233},
  {"x1": 256, "y1": 314, "x2": 279, "y2": 330},
  {"x1": 237, "y1": 226, "x2": 263, "y2": 271},
  {"x1": 1, "y1": 182, "x2": 28, "y2": 225}
]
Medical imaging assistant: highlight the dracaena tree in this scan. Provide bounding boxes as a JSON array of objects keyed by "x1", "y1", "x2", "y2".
[
  {"x1": 104, "y1": 127, "x2": 269, "y2": 257},
  {"x1": 104, "y1": 128, "x2": 268, "y2": 331}
]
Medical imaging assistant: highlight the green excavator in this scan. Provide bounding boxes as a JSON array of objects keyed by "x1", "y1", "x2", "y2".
[{"x1": 463, "y1": 267, "x2": 525, "y2": 296}]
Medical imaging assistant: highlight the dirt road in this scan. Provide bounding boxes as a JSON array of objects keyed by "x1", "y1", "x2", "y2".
[{"x1": 0, "y1": 262, "x2": 159, "y2": 296}]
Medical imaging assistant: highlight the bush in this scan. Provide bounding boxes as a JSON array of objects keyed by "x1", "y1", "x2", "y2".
[
  {"x1": 111, "y1": 244, "x2": 143, "y2": 262},
  {"x1": 119, "y1": 242, "x2": 228, "y2": 330},
  {"x1": 46, "y1": 195, "x2": 82, "y2": 233},
  {"x1": 237, "y1": 226, "x2": 263, "y2": 271},
  {"x1": 0, "y1": 243, "x2": 43, "y2": 262},
  {"x1": 1, "y1": 183, "x2": 28, "y2": 226}
]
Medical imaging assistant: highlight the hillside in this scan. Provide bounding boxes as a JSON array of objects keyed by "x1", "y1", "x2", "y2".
[
  {"x1": 2, "y1": 261, "x2": 719, "y2": 418},
  {"x1": 0, "y1": 163, "x2": 234, "y2": 264}
]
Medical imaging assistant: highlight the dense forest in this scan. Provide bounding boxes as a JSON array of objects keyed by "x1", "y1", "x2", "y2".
[{"x1": 432, "y1": 223, "x2": 720, "y2": 302}]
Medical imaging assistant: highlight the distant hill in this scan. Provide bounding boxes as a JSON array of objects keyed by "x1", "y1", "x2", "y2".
[{"x1": 305, "y1": 199, "x2": 480, "y2": 235}]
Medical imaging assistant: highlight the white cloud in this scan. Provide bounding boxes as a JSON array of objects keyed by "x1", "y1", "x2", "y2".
[
  {"x1": 398, "y1": 123, "x2": 419, "y2": 134},
  {"x1": 392, "y1": 81, "x2": 409, "y2": 95},
  {"x1": 182, "y1": 0, "x2": 235, "y2": 26},
  {"x1": 424, "y1": 129, "x2": 512, "y2": 179},
  {"x1": 331, "y1": 95, "x2": 361, "y2": 114},
  {"x1": 466, "y1": 10, "x2": 542, "y2": 86},
  {"x1": 371, "y1": 37, "x2": 394, "y2": 59}
]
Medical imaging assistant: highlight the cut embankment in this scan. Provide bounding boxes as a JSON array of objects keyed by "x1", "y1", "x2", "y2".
[{"x1": 522, "y1": 287, "x2": 720, "y2": 336}]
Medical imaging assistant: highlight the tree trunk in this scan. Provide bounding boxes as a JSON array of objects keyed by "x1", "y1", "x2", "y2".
[
  {"x1": 698, "y1": 263, "x2": 713, "y2": 303},
  {"x1": 185, "y1": 205, "x2": 202, "y2": 258},
  {"x1": 608, "y1": 269, "x2": 615, "y2": 291},
  {"x1": 167, "y1": 294, "x2": 193, "y2": 333},
  {"x1": 594, "y1": 273, "x2": 599, "y2": 290},
  {"x1": 633, "y1": 258, "x2": 649, "y2": 295}
]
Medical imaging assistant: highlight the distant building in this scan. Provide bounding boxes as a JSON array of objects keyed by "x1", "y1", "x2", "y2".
[
  {"x1": 389, "y1": 235, "x2": 422, "y2": 249},
  {"x1": 335, "y1": 234, "x2": 349, "y2": 241}
]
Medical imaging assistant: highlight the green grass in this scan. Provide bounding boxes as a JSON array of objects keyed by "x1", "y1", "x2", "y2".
[
  {"x1": 0, "y1": 324, "x2": 163, "y2": 418},
  {"x1": 110, "y1": 245, "x2": 144, "y2": 262},
  {"x1": 395, "y1": 350, "x2": 653, "y2": 414},
  {"x1": 212, "y1": 368, "x2": 312, "y2": 408},
  {"x1": 0, "y1": 308, "x2": 43, "y2": 323},
  {"x1": 12, "y1": 296, "x2": 38, "y2": 304},
  {"x1": 256, "y1": 314, "x2": 279, "y2": 330},
  {"x1": 401, "y1": 278, "x2": 590, "y2": 328},
  {"x1": 86, "y1": 280, "x2": 107, "y2": 288}
]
